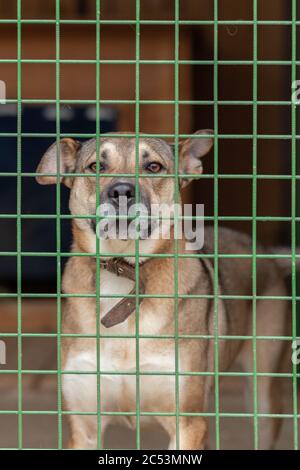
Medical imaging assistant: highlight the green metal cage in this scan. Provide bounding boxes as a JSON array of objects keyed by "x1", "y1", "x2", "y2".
[{"x1": 0, "y1": 0, "x2": 299, "y2": 450}]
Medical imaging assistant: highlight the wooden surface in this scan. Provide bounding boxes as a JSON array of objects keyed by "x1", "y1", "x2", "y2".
[
  {"x1": 0, "y1": 1, "x2": 213, "y2": 20},
  {"x1": 192, "y1": 0, "x2": 290, "y2": 244},
  {"x1": 0, "y1": 24, "x2": 193, "y2": 134},
  {"x1": 0, "y1": 299, "x2": 57, "y2": 333}
]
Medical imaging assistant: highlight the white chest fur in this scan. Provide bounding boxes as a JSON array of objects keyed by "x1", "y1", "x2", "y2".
[{"x1": 99, "y1": 269, "x2": 134, "y2": 320}]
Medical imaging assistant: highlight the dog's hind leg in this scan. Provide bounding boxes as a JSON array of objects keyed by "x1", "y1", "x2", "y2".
[
  {"x1": 238, "y1": 285, "x2": 290, "y2": 449},
  {"x1": 239, "y1": 346, "x2": 285, "y2": 449}
]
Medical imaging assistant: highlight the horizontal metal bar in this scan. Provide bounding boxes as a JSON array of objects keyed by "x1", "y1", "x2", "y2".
[
  {"x1": 0, "y1": 214, "x2": 297, "y2": 221},
  {"x1": 0, "y1": 369, "x2": 297, "y2": 378},
  {"x1": 0, "y1": 19, "x2": 299, "y2": 25},
  {"x1": 0, "y1": 252, "x2": 298, "y2": 260},
  {"x1": 0, "y1": 332, "x2": 297, "y2": 341},
  {"x1": 0, "y1": 410, "x2": 297, "y2": 419},
  {"x1": 0, "y1": 59, "x2": 299, "y2": 65},
  {"x1": 1, "y1": 172, "x2": 299, "y2": 180},
  {"x1": 3, "y1": 98, "x2": 296, "y2": 106},
  {"x1": 0, "y1": 251, "x2": 300, "y2": 264},
  {"x1": 0, "y1": 293, "x2": 297, "y2": 301},
  {"x1": 0, "y1": 132, "x2": 298, "y2": 139}
]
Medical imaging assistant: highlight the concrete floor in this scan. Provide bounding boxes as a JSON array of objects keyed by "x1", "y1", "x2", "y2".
[{"x1": 0, "y1": 383, "x2": 297, "y2": 450}]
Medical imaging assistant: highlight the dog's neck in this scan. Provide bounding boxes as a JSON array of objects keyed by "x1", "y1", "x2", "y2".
[{"x1": 71, "y1": 223, "x2": 188, "y2": 328}]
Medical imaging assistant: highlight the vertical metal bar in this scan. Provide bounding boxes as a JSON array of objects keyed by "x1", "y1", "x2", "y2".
[
  {"x1": 16, "y1": 0, "x2": 23, "y2": 450},
  {"x1": 55, "y1": 0, "x2": 63, "y2": 449},
  {"x1": 174, "y1": 0, "x2": 180, "y2": 450},
  {"x1": 291, "y1": 0, "x2": 299, "y2": 450},
  {"x1": 95, "y1": 0, "x2": 102, "y2": 450},
  {"x1": 213, "y1": 0, "x2": 220, "y2": 450},
  {"x1": 252, "y1": 0, "x2": 259, "y2": 450},
  {"x1": 135, "y1": 0, "x2": 141, "y2": 450}
]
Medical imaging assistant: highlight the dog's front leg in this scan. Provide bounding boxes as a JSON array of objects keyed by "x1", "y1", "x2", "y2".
[
  {"x1": 68, "y1": 415, "x2": 109, "y2": 449},
  {"x1": 63, "y1": 351, "x2": 110, "y2": 449},
  {"x1": 168, "y1": 417, "x2": 208, "y2": 450}
]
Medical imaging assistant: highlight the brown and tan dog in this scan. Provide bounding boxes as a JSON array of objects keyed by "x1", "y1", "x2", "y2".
[{"x1": 36, "y1": 131, "x2": 292, "y2": 449}]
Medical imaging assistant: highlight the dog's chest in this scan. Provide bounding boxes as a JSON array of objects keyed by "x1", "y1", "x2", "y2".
[
  {"x1": 63, "y1": 269, "x2": 175, "y2": 414},
  {"x1": 99, "y1": 268, "x2": 135, "y2": 320}
]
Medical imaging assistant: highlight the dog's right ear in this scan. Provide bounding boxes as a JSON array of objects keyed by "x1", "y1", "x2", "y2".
[{"x1": 36, "y1": 138, "x2": 81, "y2": 188}]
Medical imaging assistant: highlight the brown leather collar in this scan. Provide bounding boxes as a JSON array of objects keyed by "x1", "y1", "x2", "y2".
[{"x1": 99, "y1": 258, "x2": 145, "y2": 328}]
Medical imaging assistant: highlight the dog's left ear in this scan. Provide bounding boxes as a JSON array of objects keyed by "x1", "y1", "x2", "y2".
[
  {"x1": 178, "y1": 129, "x2": 214, "y2": 188},
  {"x1": 36, "y1": 138, "x2": 81, "y2": 188}
]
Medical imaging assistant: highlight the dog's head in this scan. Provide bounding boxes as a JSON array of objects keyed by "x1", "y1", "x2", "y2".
[{"x1": 36, "y1": 131, "x2": 213, "y2": 249}]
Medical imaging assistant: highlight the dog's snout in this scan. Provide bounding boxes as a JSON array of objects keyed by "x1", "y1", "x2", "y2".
[{"x1": 108, "y1": 182, "x2": 135, "y2": 205}]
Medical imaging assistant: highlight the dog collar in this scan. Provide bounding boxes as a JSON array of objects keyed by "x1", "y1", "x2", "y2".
[{"x1": 99, "y1": 258, "x2": 145, "y2": 328}]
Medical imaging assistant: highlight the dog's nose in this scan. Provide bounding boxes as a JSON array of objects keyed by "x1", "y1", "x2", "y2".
[{"x1": 108, "y1": 182, "x2": 135, "y2": 205}]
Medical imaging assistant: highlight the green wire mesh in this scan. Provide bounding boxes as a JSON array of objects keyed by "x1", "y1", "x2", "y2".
[{"x1": 0, "y1": 0, "x2": 299, "y2": 450}]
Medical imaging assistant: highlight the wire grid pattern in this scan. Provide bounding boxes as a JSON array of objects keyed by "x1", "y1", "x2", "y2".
[{"x1": 0, "y1": 0, "x2": 299, "y2": 450}]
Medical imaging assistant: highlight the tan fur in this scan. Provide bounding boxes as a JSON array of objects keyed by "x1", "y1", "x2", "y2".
[{"x1": 36, "y1": 132, "x2": 291, "y2": 449}]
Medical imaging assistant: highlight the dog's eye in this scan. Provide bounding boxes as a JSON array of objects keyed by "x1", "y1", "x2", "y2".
[
  {"x1": 88, "y1": 162, "x2": 105, "y2": 173},
  {"x1": 146, "y1": 162, "x2": 163, "y2": 173}
]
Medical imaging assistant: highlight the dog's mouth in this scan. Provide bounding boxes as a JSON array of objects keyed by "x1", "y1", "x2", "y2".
[
  {"x1": 90, "y1": 192, "x2": 154, "y2": 240},
  {"x1": 90, "y1": 218, "x2": 97, "y2": 233},
  {"x1": 90, "y1": 211, "x2": 155, "y2": 240}
]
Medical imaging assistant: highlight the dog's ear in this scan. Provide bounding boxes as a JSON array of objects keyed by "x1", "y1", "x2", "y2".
[
  {"x1": 178, "y1": 130, "x2": 214, "y2": 188},
  {"x1": 36, "y1": 138, "x2": 81, "y2": 188}
]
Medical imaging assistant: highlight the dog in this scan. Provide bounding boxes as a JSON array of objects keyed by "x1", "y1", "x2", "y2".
[{"x1": 36, "y1": 131, "x2": 292, "y2": 449}]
